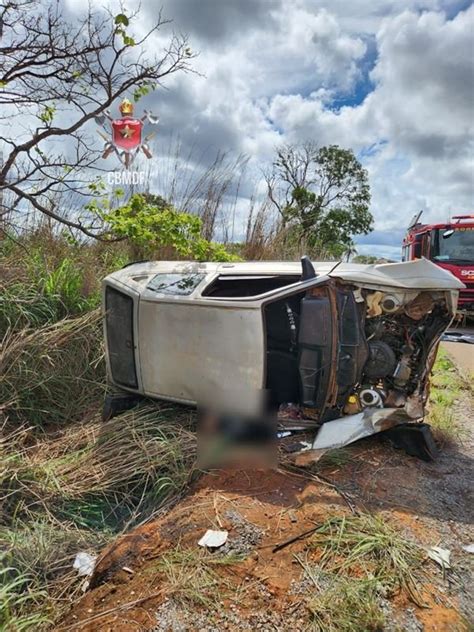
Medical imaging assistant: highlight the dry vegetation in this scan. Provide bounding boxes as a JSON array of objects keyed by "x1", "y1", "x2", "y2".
[
  {"x1": 0, "y1": 229, "x2": 199, "y2": 629},
  {"x1": 0, "y1": 228, "x2": 469, "y2": 630}
]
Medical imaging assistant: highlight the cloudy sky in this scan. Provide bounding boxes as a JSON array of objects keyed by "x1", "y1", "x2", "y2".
[{"x1": 81, "y1": 0, "x2": 473, "y2": 258}]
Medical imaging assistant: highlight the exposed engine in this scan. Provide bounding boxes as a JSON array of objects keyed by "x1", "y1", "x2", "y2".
[
  {"x1": 364, "y1": 340, "x2": 397, "y2": 380},
  {"x1": 348, "y1": 289, "x2": 452, "y2": 416}
]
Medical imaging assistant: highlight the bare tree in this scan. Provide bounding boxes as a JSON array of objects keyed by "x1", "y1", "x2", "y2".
[
  {"x1": 265, "y1": 142, "x2": 372, "y2": 257},
  {"x1": 264, "y1": 142, "x2": 315, "y2": 218},
  {"x1": 0, "y1": 1, "x2": 194, "y2": 239}
]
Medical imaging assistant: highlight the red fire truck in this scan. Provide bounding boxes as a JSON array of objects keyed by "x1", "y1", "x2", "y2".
[{"x1": 402, "y1": 212, "x2": 474, "y2": 314}]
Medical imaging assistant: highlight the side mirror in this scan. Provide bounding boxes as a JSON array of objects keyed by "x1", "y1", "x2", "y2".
[
  {"x1": 412, "y1": 235, "x2": 423, "y2": 259},
  {"x1": 442, "y1": 229, "x2": 454, "y2": 239}
]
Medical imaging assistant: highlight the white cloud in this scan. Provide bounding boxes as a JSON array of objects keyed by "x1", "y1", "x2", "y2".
[
  {"x1": 20, "y1": 1, "x2": 474, "y2": 247},
  {"x1": 372, "y1": 7, "x2": 473, "y2": 154},
  {"x1": 365, "y1": 6, "x2": 474, "y2": 227},
  {"x1": 258, "y1": 5, "x2": 474, "y2": 236}
]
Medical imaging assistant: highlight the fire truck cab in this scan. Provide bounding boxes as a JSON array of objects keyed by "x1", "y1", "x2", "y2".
[{"x1": 402, "y1": 212, "x2": 474, "y2": 314}]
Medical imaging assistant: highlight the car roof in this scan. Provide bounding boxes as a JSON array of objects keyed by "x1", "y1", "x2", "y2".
[
  {"x1": 121, "y1": 260, "x2": 367, "y2": 276},
  {"x1": 113, "y1": 258, "x2": 465, "y2": 291}
]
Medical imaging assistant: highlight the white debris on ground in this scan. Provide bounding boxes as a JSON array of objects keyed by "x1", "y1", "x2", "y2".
[
  {"x1": 198, "y1": 529, "x2": 229, "y2": 549},
  {"x1": 427, "y1": 546, "x2": 451, "y2": 570},
  {"x1": 73, "y1": 552, "x2": 96, "y2": 577}
]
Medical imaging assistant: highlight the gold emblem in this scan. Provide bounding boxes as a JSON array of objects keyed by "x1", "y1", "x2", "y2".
[
  {"x1": 119, "y1": 98, "x2": 134, "y2": 115},
  {"x1": 120, "y1": 125, "x2": 135, "y2": 139}
]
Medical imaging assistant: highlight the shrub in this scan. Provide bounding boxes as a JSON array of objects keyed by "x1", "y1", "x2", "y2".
[
  {"x1": 103, "y1": 194, "x2": 238, "y2": 262},
  {"x1": 0, "y1": 229, "x2": 129, "y2": 333}
]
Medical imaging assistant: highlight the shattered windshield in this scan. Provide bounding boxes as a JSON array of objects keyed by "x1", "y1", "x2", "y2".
[
  {"x1": 431, "y1": 228, "x2": 474, "y2": 264},
  {"x1": 146, "y1": 273, "x2": 205, "y2": 295}
]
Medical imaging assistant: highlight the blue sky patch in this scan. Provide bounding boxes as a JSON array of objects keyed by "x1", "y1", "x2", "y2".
[
  {"x1": 443, "y1": 0, "x2": 473, "y2": 20},
  {"x1": 330, "y1": 35, "x2": 378, "y2": 110}
]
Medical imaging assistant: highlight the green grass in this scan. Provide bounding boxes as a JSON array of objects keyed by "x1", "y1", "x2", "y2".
[
  {"x1": 0, "y1": 406, "x2": 197, "y2": 626},
  {"x1": 427, "y1": 349, "x2": 470, "y2": 446},
  {"x1": 0, "y1": 310, "x2": 105, "y2": 426},
  {"x1": 0, "y1": 564, "x2": 51, "y2": 632},
  {"x1": 295, "y1": 553, "x2": 386, "y2": 631},
  {"x1": 1, "y1": 518, "x2": 105, "y2": 587},
  {"x1": 308, "y1": 513, "x2": 425, "y2": 606},
  {"x1": 0, "y1": 230, "x2": 200, "y2": 627},
  {"x1": 306, "y1": 573, "x2": 385, "y2": 632},
  {"x1": 156, "y1": 547, "x2": 243, "y2": 607},
  {"x1": 318, "y1": 448, "x2": 353, "y2": 469},
  {"x1": 55, "y1": 497, "x2": 124, "y2": 531},
  {"x1": 2, "y1": 406, "x2": 196, "y2": 525},
  {"x1": 430, "y1": 349, "x2": 464, "y2": 395},
  {"x1": 40, "y1": 255, "x2": 99, "y2": 314},
  {"x1": 0, "y1": 228, "x2": 127, "y2": 334},
  {"x1": 0, "y1": 514, "x2": 110, "y2": 630}
]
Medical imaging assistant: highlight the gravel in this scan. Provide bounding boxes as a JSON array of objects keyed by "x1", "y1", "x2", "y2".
[
  {"x1": 153, "y1": 597, "x2": 310, "y2": 632},
  {"x1": 217, "y1": 509, "x2": 264, "y2": 557}
]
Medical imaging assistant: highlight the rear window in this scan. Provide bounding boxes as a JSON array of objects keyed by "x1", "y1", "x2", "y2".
[{"x1": 146, "y1": 273, "x2": 205, "y2": 296}]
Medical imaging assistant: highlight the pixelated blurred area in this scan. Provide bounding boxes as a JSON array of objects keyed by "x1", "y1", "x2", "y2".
[{"x1": 197, "y1": 406, "x2": 277, "y2": 469}]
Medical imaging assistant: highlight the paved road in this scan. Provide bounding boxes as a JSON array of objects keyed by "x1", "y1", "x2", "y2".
[
  {"x1": 441, "y1": 341, "x2": 473, "y2": 378},
  {"x1": 441, "y1": 322, "x2": 473, "y2": 378}
]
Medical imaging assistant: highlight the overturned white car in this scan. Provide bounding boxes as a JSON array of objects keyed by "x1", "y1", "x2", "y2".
[{"x1": 102, "y1": 257, "x2": 463, "y2": 459}]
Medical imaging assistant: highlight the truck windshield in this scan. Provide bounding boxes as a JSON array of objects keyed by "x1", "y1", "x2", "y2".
[{"x1": 431, "y1": 228, "x2": 474, "y2": 264}]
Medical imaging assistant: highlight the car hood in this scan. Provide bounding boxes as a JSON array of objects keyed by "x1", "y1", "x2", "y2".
[{"x1": 326, "y1": 258, "x2": 465, "y2": 290}]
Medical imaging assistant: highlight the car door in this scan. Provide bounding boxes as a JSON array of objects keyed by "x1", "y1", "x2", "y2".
[{"x1": 256, "y1": 275, "x2": 340, "y2": 419}]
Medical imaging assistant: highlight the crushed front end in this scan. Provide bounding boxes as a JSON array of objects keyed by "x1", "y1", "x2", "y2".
[{"x1": 279, "y1": 281, "x2": 457, "y2": 460}]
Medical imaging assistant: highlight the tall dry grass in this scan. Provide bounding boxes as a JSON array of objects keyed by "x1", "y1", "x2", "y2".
[
  {"x1": 0, "y1": 225, "x2": 129, "y2": 334},
  {"x1": 1, "y1": 403, "x2": 197, "y2": 627},
  {"x1": 1, "y1": 310, "x2": 105, "y2": 427},
  {"x1": 0, "y1": 231, "x2": 198, "y2": 628},
  {"x1": 143, "y1": 138, "x2": 249, "y2": 243},
  {"x1": 241, "y1": 203, "x2": 341, "y2": 261}
]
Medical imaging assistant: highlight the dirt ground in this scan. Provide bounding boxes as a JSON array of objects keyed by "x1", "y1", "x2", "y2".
[{"x1": 58, "y1": 375, "x2": 473, "y2": 631}]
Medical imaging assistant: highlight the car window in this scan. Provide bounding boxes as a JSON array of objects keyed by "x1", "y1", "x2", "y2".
[
  {"x1": 146, "y1": 273, "x2": 205, "y2": 295},
  {"x1": 202, "y1": 275, "x2": 301, "y2": 298}
]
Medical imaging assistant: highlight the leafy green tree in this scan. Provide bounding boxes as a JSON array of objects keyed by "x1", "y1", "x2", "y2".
[
  {"x1": 266, "y1": 143, "x2": 373, "y2": 257},
  {"x1": 103, "y1": 194, "x2": 237, "y2": 261},
  {"x1": 352, "y1": 254, "x2": 379, "y2": 264}
]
